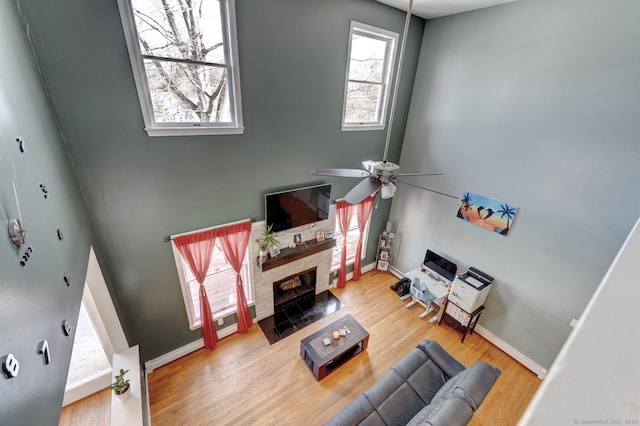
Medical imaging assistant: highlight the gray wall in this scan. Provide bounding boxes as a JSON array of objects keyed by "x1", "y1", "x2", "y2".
[
  {"x1": 0, "y1": 2, "x2": 95, "y2": 424},
  {"x1": 390, "y1": 0, "x2": 640, "y2": 368},
  {"x1": 16, "y1": 0, "x2": 424, "y2": 362}
]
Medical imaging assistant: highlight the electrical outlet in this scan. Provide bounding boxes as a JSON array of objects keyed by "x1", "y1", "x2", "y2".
[
  {"x1": 569, "y1": 318, "x2": 578, "y2": 328},
  {"x1": 217, "y1": 318, "x2": 223, "y2": 326}
]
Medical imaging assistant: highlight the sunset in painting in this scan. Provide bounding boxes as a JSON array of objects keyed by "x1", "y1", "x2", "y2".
[{"x1": 456, "y1": 192, "x2": 519, "y2": 236}]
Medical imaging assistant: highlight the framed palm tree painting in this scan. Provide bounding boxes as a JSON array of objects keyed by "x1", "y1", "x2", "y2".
[{"x1": 457, "y1": 191, "x2": 519, "y2": 236}]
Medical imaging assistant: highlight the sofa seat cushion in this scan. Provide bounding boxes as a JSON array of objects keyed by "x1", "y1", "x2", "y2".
[
  {"x1": 325, "y1": 347, "x2": 453, "y2": 426},
  {"x1": 406, "y1": 397, "x2": 474, "y2": 426},
  {"x1": 360, "y1": 349, "x2": 452, "y2": 425}
]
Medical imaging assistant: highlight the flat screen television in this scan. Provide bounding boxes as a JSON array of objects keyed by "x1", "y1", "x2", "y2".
[
  {"x1": 265, "y1": 184, "x2": 331, "y2": 232},
  {"x1": 422, "y1": 249, "x2": 457, "y2": 282}
]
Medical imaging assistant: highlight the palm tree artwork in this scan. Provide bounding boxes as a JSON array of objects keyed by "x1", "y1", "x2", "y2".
[
  {"x1": 457, "y1": 192, "x2": 473, "y2": 218},
  {"x1": 497, "y1": 203, "x2": 517, "y2": 235},
  {"x1": 456, "y1": 192, "x2": 519, "y2": 236}
]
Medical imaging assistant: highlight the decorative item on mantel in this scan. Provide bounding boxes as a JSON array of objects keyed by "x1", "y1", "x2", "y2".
[{"x1": 256, "y1": 224, "x2": 279, "y2": 262}]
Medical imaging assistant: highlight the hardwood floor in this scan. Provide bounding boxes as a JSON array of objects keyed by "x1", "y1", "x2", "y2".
[
  {"x1": 59, "y1": 388, "x2": 110, "y2": 426},
  {"x1": 60, "y1": 270, "x2": 541, "y2": 425},
  {"x1": 148, "y1": 271, "x2": 540, "y2": 425}
]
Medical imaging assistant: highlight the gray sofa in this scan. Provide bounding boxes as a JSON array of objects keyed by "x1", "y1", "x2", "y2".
[{"x1": 326, "y1": 340, "x2": 500, "y2": 426}]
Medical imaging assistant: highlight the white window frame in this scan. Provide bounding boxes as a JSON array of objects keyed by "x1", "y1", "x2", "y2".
[
  {"x1": 331, "y1": 206, "x2": 371, "y2": 271},
  {"x1": 341, "y1": 21, "x2": 398, "y2": 131},
  {"x1": 117, "y1": 0, "x2": 244, "y2": 137},
  {"x1": 171, "y1": 236, "x2": 254, "y2": 330}
]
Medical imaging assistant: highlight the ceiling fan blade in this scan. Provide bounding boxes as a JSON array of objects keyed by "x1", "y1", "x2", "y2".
[
  {"x1": 344, "y1": 178, "x2": 382, "y2": 204},
  {"x1": 396, "y1": 172, "x2": 444, "y2": 177},
  {"x1": 362, "y1": 160, "x2": 375, "y2": 171},
  {"x1": 310, "y1": 168, "x2": 371, "y2": 178},
  {"x1": 396, "y1": 179, "x2": 459, "y2": 200}
]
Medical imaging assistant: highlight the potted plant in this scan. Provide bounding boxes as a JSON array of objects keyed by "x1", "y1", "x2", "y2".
[
  {"x1": 111, "y1": 368, "x2": 131, "y2": 401},
  {"x1": 256, "y1": 224, "x2": 279, "y2": 262}
]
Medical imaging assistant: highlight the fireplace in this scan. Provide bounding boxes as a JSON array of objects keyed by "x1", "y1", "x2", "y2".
[{"x1": 273, "y1": 267, "x2": 317, "y2": 312}]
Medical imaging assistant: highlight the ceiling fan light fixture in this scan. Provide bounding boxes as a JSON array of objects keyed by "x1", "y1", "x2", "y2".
[{"x1": 381, "y1": 182, "x2": 396, "y2": 199}]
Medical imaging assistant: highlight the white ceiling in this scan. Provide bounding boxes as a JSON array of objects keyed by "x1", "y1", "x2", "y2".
[{"x1": 373, "y1": 0, "x2": 517, "y2": 19}]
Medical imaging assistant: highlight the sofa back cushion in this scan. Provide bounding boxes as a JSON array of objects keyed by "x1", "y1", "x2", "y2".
[
  {"x1": 326, "y1": 347, "x2": 453, "y2": 426},
  {"x1": 406, "y1": 362, "x2": 501, "y2": 426},
  {"x1": 430, "y1": 362, "x2": 501, "y2": 411},
  {"x1": 365, "y1": 348, "x2": 453, "y2": 425},
  {"x1": 418, "y1": 340, "x2": 466, "y2": 378},
  {"x1": 406, "y1": 396, "x2": 474, "y2": 426}
]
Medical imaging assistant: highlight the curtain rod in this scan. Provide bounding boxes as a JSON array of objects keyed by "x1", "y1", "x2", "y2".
[{"x1": 163, "y1": 218, "x2": 256, "y2": 243}]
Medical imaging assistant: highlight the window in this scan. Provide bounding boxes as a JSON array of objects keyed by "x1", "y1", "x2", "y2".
[
  {"x1": 332, "y1": 208, "x2": 371, "y2": 271},
  {"x1": 342, "y1": 21, "x2": 398, "y2": 131},
  {"x1": 118, "y1": 0, "x2": 243, "y2": 136},
  {"x1": 172, "y1": 239, "x2": 253, "y2": 330}
]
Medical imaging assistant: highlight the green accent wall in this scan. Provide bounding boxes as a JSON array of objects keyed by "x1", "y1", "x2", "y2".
[
  {"x1": 0, "y1": 1, "x2": 95, "y2": 424},
  {"x1": 391, "y1": 0, "x2": 640, "y2": 369},
  {"x1": 15, "y1": 0, "x2": 424, "y2": 362}
]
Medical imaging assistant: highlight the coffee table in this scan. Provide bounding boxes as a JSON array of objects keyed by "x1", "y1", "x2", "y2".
[{"x1": 299, "y1": 314, "x2": 369, "y2": 380}]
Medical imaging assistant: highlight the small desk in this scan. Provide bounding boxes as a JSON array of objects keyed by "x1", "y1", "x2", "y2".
[{"x1": 403, "y1": 268, "x2": 451, "y2": 323}]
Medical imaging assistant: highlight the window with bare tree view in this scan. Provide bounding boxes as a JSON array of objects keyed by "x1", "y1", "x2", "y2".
[
  {"x1": 118, "y1": 0, "x2": 243, "y2": 136},
  {"x1": 342, "y1": 21, "x2": 398, "y2": 131}
]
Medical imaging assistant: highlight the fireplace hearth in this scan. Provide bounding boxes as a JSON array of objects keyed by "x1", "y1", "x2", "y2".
[{"x1": 258, "y1": 289, "x2": 344, "y2": 345}]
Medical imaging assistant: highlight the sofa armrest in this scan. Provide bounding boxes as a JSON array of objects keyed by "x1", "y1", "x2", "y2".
[
  {"x1": 450, "y1": 362, "x2": 501, "y2": 410},
  {"x1": 406, "y1": 362, "x2": 501, "y2": 426},
  {"x1": 417, "y1": 340, "x2": 465, "y2": 379}
]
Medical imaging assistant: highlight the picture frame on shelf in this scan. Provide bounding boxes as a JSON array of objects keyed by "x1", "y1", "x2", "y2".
[
  {"x1": 377, "y1": 260, "x2": 389, "y2": 271},
  {"x1": 293, "y1": 233, "x2": 302, "y2": 246},
  {"x1": 316, "y1": 231, "x2": 325, "y2": 242},
  {"x1": 324, "y1": 231, "x2": 334, "y2": 239},
  {"x1": 269, "y1": 245, "x2": 280, "y2": 257},
  {"x1": 380, "y1": 250, "x2": 389, "y2": 261}
]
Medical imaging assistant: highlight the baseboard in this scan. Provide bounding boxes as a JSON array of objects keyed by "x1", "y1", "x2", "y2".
[
  {"x1": 330, "y1": 262, "x2": 377, "y2": 286},
  {"x1": 146, "y1": 266, "x2": 547, "y2": 380},
  {"x1": 389, "y1": 265, "x2": 547, "y2": 379},
  {"x1": 389, "y1": 265, "x2": 403, "y2": 278},
  {"x1": 474, "y1": 325, "x2": 547, "y2": 379},
  {"x1": 148, "y1": 263, "x2": 377, "y2": 372},
  {"x1": 62, "y1": 371, "x2": 111, "y2": 406},
  {"x1": 144, "y1": 323, "x2": 241, "y2": 372}
]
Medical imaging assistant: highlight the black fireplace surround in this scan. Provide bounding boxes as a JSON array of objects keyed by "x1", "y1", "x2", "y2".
[
  {"x1": 258, "y1": 267, "x2": 343, "y2": 345},
  {"x1": 273, "y1": 267, "x2": 317, "y2": 312}
]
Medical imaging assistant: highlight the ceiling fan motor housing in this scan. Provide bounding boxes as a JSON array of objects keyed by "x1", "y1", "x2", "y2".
[{"x1": 369, "y1": 161, "x2": 400, "y2": 183}]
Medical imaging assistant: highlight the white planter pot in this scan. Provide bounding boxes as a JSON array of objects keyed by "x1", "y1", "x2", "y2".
[{"x1": 114, "y1": 384, "x2": 131, "y2": 402}]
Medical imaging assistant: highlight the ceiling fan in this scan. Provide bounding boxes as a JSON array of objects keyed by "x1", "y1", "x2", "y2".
[{"x1": 311, "y1": 0, "x2": 451, "y2": 205}]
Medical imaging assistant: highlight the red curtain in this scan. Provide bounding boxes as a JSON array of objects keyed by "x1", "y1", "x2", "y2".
[
  {"x1": 216, "y1": 220, "x2": 253, "y2": 334},
  {"x1": 173, "y1": 229, "x2": 219, "y2": 350},
  {"x1": 353, "y1": 194, "x2": 377, "y2": 281},
  {"x1": 336, "y1": 199, "x2": 355, "y2": 288}
]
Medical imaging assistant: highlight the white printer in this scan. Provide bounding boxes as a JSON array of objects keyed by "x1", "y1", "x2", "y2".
[{"x1": 448, "y1": 267, "x2": 494, "y2": 313}]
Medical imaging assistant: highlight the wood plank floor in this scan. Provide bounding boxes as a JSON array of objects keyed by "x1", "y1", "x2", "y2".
[
  {"x1": 60, "y1": 270, "x2": 541, "y2": 425},
  {"x1": 59, "y1": 388, "x2": 110, "y2": 426}
]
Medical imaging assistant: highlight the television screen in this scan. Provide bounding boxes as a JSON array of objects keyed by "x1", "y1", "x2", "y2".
[
  {"x1": 265, "y1": 184, "x2": 331, "y2": 232},
  {"x1": 422, "y1": 250, "x2": 457, "y2": 282}
]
